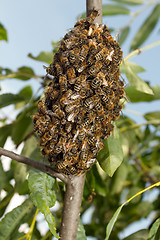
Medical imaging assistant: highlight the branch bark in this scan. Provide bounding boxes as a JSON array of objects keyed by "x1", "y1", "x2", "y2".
[
  {"x1": 59, "y1": 1, "x2": 102, "y2": 239},
  {"x1": 0, "y1": 147, "x2": 68, "y2": 184}
]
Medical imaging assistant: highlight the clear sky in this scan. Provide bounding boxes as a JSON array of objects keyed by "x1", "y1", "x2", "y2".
[{"x1": 0, "y1": 0, "x2": 160, "y2": 124}]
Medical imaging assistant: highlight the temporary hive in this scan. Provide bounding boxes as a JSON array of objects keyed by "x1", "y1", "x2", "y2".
[{"x1": 33, "y1": 11, "x2": 125, "y2": 175}]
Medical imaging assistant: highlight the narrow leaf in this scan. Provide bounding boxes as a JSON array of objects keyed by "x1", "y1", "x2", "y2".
[
  {"x1": 0, "y1": 23, "x2": 7, "y2": 41},
  {"x1": 131, "y1": 4, "x2": 160, "y2": 50},
  {"x1": 28, "y1": 170, "x2": 58, "y2": 238},
  {"x1": 148, "y1": 218, "x2": 160, "y2": 240},
  {"x1": 125, "y1": 85, "x2": 160, "y2": 102},
  {"x1": 105, "y1": 205, "x2": 123, "y2": 240},
  {"x1": 119, "y1": 26, "x2": 130, "y2": 45},
  {"x1": 103, "y1": 4, "x2": 130, "y2": 15},
  {"x1": 0, "y1": 93, "x2": 24, "y2": 108},
  {"x1": 98, "y1": 126, "x2": 123, "y2": 177},
  {"x1": 123, "y1": 229, "x2": 148, "y2": 240},
  {"x1": 124, "y1": 61, "x2": 153, "y2": 94},
  {"x1": 0, "y1": 199, "x2": 33, "y2": 240},
  {"x1": 0, "y1": 66, "x2": 35, "y2": 81},
  {"x1": 111, "y1": 0, "x2": 144, "y2": 5},
  {"x1": 0, "y1": 124, "x2": 12, "y2": 147},
  {"x1": 28, "y1": 51, "x2": 53, "y2": 64}
]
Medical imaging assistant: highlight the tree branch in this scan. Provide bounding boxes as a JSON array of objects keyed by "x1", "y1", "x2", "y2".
[
  {"x1": 0, "y1": 147, "x2": 68, "y2": 184},
  {"x1": 59, "y1": 1, "x2": 102, "y2": 239}
]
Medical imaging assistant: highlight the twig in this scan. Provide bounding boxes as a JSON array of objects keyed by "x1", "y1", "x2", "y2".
[{"x1": 0, "y1": 147, "x2": 68, "y2": 184}]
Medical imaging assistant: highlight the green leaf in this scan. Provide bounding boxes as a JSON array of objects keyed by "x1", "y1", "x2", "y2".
[
  {"x1": 0, "y1": 199, "x2": 33, "y2": 240},
  {"x1": 125, "y1": 85, "x2": 160, "y2": 102},
  {"x1": 148, "y1": 218, "x2": 160, "y2": 240},
  {"x1": 124, "y1": 61, "x2": 153, "y2": 94},
  {"x1": 120, "y1": 61, "x2": 146, "y2": 73},
  {"x1": 144, "y1": 111, "x2": 160, "y2": 121},
  {"x1": 0, "y1": 93, "x2": 24, "y2": 108},
  {"x1": 130, "y1": 4, "x2": 160, "y2": 50},
  {"x1": 111, "y1": 0, "x2": 144, "y2": 5},
  {"x1": 21, "y1": 135, "x2": 41, "y2": 160},
  {"x1": 11, "y1": 115, "x2": 32, "y2": 145},
  {"x1": 28, "y1": 170, "x2": 58, "y2": 238},
  {"x1": 119, "y1": 26, "x2": 130, "y2": 46},
  {"x1": 0, "y1": 162, "x2": 6, "y2": 191},
  {"x1": 97, "y1": 126, "x2": 123, "y2": 177},
  {"x1": 28, "y1": 51, "x2": 53, "y2": 64},
  {"x1": 123, "y1": 229, "x2": 148, "y2": 240},
  {"x1": 0, "y1": 23, "x2": 7, "y2": 41},
  {"x1": 0, "y1": 66, "x2": 35, "y2": 81},
  {"x1": 76, "y1": 220, "x2": 86, "y2": 240},
  {"x1": 0, "y1": 124, "x2": 12, "y2": 147},
  {"x1": 105, "y1": 205, "x2": 123, "y2": 240},
  {"x1": 102, "y1": 4, "x2": 130, "y2": 15},
  {"x1": 15, "y1": 86, "x2": 33, "y2": 109}
]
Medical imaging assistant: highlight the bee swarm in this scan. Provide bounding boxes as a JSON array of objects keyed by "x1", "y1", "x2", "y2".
[{"x1": 33, "y1": 11, "x2": 125, "y2": 175}]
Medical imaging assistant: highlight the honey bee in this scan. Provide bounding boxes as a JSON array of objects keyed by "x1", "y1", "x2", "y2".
[
  {"x1": 60, "y1": 89, "x2": 73, "y2": 106},
  {"x1": 66, "y1": 67, "x2": 76, "y2": 83},
  {"x1": 84, "y1": 95, "x2": 98, "y2": 109},
  {"x1": 56, "y1": 160, "x2": 68, "y2": 171},
  {"x1": 79, "y1": 45, "x2": 89, "y2": 62},
  {"x1": 41, "y1": 145, "x2": 53, "y2": 156},
  {"x1": 88, "y1": 136, "x2": 96, "y2": 146},
  {"x1": 65, "y1": 121, "x2": 72, "y2": 133},
  {"x1": 85, "y1": 157, "x2": 96, "y2": 169},
  {"x1": 106, "y1": 50, "x2": 114, "y2": 62},
  {"x1": 67, "y1": 108, "x2": 79, "y2": 122},
  {"x1": 91, "y1": 75, "x2": 102, "y2": 89},
  {"x1": 101, "y1": 94, "x2": 110, "y2": 104},
  {"x1": 77, "y1": 61, "x2": 88, "y2": 73},
  {"x1": 55, "y1": 62, "x2": 63, "y2": 76},
  {"x1": 59, "y1": 54, "x2": 70, "y2": 69},
  {"x1": 69, "y1": 48, "x2": 80, "y2": 63},
  {"x1": 95, "y1": 47, "x2": 109, "y2": 61},
  {"x1": 107, "y1": 102, "x2": 114, "y2": 110},
  {"x1": 40, "y1": 131, "x2": 52, "y2": 146},
  {"x1": 95, "y1": 102, "x2": 104, "y2": 114},
  {"x1": 87, "y1": 10, "x2": 99, "y2": 24},
  {"x1": 52, "y1": 104, "x2": 65, "y2": 119},
  {"x1": 77, "y1": 131, "x2": 85, "y2": 141},
  {"x1": 65, "y1": 100, "x2": 79, "y2": 112},
  {"x1": 88, "y1": 61, "x2": 103, "y2": 76},
  {"x1": 54, "y1": 143, "x2": 63, "y2": 154},
  {"x1": 59, "y1": 75, "x2": 67, "y2": 92},
  {"x1": 38, "y1": 100, "x2": 48, "y2": 114}
]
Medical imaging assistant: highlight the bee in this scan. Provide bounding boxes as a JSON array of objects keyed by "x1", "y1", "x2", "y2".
[
  {"x1": 101, "y1": 94, "x2": 110, "y2": 104},
  {"x1": 107, "y1": 102, "x2": 114, "y2": 110},
  {"x1": 59, "y1": 75, "x2": 67, "y2": 92},
  {"x1": 60, "y1": 89, "x2": 73, "y2": 106},
  {"x1": 77, "y1": 61, "x2": 88, "y2": 73},
  {"x1": 62, "y1": 37, "x2": 77, "y2": 49},
  {"x1": 55, "y1": 62, "x2": 63, "y2": 76},
  {"x1": 69, "y1": 48, "x2": 80, "y2": 63},
  {"x1": 88, "y1": 61, "x2": 103, "y2": 76},
  {"x1": 54, "y1": 143, "x2": 63, "y2": 154},
  {"x1": 41, "y1": 145, "x2": 53, "y2": 156},
  {"x1": 77, "y1": 131, "x2": 86, "y2": 141},
  {"x1": 65, "y1": 122, "x2": 72, "y2": 133},
  {"x1": 52, "y1": 104, "x2": 65, "y2": 119},
  {"x1": 66, "y1": 67, "x2": 76, "y2": 83},
  {"x1": 69, "y1": 166, "x2": 79, "y2": 175},
  {"x1": 95, "y1": 47, "x2": 109, "y2": 61},
  {"x1": 117, "y1": 88, "x2": 125, "y2": 97},
  {"x1": 87, "y1": 10, "x2": 99, "y2": 24},
  {"x1": 40, "y1": 131, "x2": 52, "y2": 146},
  {"x1": 67, "y1": 108, "x2": 79, "y2": 122},
  {"x1": 56, "y1": 160, "x2": 68, "y2": 171},
  {"x1": 88, "y1": 136, "x2": 96, "y2": 146},
  {"x1": 95, "y1": 102, "x2": 104, "y2": 114},
  {"x1": 91, "y1": 75, "x2": 102, "y2": 89},
  {"x1": 45, "y1": 63, "x2": 55, "y2": 76},
  {"x1": 38, "y1": 100, "x2": 48, "y2": 114},
  {"x1": 59, "y1": 54, "x2": 70, "y2": 69},
  {"x1": 79, "y1": 45, "x2": 89, "y2": 62},
  {"x1": 84, "y1": 95, "x2": 98, "y2": 109},
  {"x1": 65, "y1": 100, "x2": 79, "y2": 113},
  {"x1": 106, "y1": 50, "x2": 114, "y2": 62},
  {"x1": 85, "y1": 157, "x2": 96, "y2": 169},
  {"x1": 45, "y1": 87, "x2": 59, "y2": 101}
]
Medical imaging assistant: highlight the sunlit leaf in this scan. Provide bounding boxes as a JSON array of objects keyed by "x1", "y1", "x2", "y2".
[
  {"x1": 120, "y1": 61, "x2": 146, "y2": 73},
  {"x1": 130, "y1": 4, "x2": 160, "y2": 50},
  {"x1": 0, "y1": 93, "x2": 24, "y2": 108},
  {"x1": 28, "y1": 170, "x2": 58, "y2": 238},
  {"x1": 111, "y1": 0, "x2": 144, "y2": 5},
  {"x1": 148, "y1": 218, "x2": 160, "y2": 240},
  {"x1": 28, "y1": 51, "x2": 53, "y2": 64},
  {"x1": 103, "y1": 4, "x2": 130, "y2": 15},
  {"x1": 98, "y1": 126, "x2": 123, "y2": 177},
  {"x1": 119, "y1": 26, "x2": 130, "y2": 45},
  {"x1": 0, "y1": 199, "x2": 33, "y2": 240},
  {"x1": 125, "y1": 85, "x2": 160, "y2": 102},
  {"x1": 0, "y1": 23, "x2": 7, "y2": 41},
  {"x1": 76, "y1": 220, "x2": 86, "y2": 240},
  {"x1": 123, "y1": 61, "x2": 153, "y2": 94}
]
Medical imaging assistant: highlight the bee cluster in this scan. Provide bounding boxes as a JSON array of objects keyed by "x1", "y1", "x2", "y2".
[{"x1": 33, "y1": 10, "x2": 125, "y2": 175}]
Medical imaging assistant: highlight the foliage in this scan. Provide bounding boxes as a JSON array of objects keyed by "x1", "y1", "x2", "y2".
[{"x1": 0, "y1": 1, "x2": 160, "y2": 239}]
